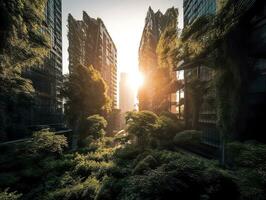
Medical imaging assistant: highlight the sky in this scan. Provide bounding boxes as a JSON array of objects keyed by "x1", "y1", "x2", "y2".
[{"x1": 62, "y1": 0, "x2": 184, "y2": 75}]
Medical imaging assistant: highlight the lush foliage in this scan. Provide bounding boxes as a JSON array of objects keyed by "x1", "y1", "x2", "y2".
[
  {"x1": 226, "y1": 142, "x2": 266, "y2": 200},
  {"x1": 0, "y1": 189, "x2": 22, "y2": 200},
  {"x1": 175, "y1": 0, "x2": 256, "y2": 139},
  {"x1": 152, "y1": 7, "x2": 180, "y2": 114},
  {"x1": 30, "y1": 129, "x2": 68, "y2": 155},
  {"x1": 62, "y1": 64, "x2": 111, "y2": 148},
  {"x1": 62, "y1": 64, "x2": 111, "y2": 127},
  {"x1": 125, "y1": 111, "x2": 184, "y2": 148},
  {"x1": 1, "y1": 112, "x2": 266, "y2": 200},
  {"x1": 79, "y1": 115, "x2": 108, "y2": 146},
  {"x1": 0, "y1": 0, "x2": 50, "y2": 141}
]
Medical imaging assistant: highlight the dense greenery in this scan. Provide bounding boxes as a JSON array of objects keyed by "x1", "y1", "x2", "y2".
[
  {"x1": 1, "y1": 2, "x2": 265, "y2": 200},
  {"x1": 0, "y1": 0, "x2": 50, "y2": 140},
  {"x1": 153, "y1": 7, "x2": 180, "y2": 114},
  {"x1": 174, "y1": 0, "x2": 256, "y2": 139},
  {"x1": 62, "y1": 64, "x2": 111, "y2": 148},
  {"x1": 0, "y1": 111, "x2": 265, "y2": 199}
]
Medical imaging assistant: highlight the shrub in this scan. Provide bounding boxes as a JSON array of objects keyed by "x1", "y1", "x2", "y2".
[
  {"x1": 118, "y1": 155, "x2": 239, "y2": 200},
  {"x1": 132, "y1": 155, "x2": 157, "y2": 175},
  {"x1": 74, "y1": 153, "x2": 114, "y2": 177},
  {"x1": 125, "y1": 111, "x2": 158, "y2": 147},
  {"x1": 0, "y1": 189, "x2": 22, "y2": 200},
  {"x1": 114, "y1": 145, "x2": 142, "y2": 161},
  {"x1": 30, "y1": 129, "x2": 68, "y2": 155},
  {"x1": 152, "y1": 116, "x2": 185, "y2": 148},
  {"x1": 174, "y1": 130, "x2": 201, "y2": 145},
  {"x1": 226, "y1": 142, "x2": 266, "y2": 199},
  {"x1": 202, "y1": 168, "x2": 240, "y2": 200},
  {"x1": 48, "y1": 177, "x2": 100, "y2": 200},
  {"x1": 80, "y1": 115, "x2": 107, "y2": 142},
  {"x1": 226, "y1": 142, "x2": 266, "y2": 168}
]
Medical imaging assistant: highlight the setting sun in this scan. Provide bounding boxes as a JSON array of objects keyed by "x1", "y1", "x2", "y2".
[{"x1": 127, "y1": 71, "x2": 144, "y2": 92}]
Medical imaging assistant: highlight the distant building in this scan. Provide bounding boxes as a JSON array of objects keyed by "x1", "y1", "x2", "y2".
[
  {"x1": 24, "y1": 0, "x2": 63, "y2": 126},
  {"x1": 119, "y1": 73, "x2": 135, "y2": 127},
  {"x1": 68, "y1": 12, "x2": 118, "y2": 109},
  {"x1": 138, "y1": 7, "x2": 178, "y2": 113}
]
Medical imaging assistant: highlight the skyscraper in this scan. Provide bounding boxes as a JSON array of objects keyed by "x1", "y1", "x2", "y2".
[
  {"x1": 179, "y1": 0, "x2": 266, "y2": 143},
  {"x1": 138, "y1": 7, "x2": 178, "y2": 113},
  {"x1": 184, "y1": 0, "x2": 216, "y2": 26},
  {"x1": 119, "y1": 73, "x2": 135, "y2": 127},
  {"x1": 181, "y1": 0, "x2": 218, "y2": 146},
  {"x1": 24, "y1": 0, "x2": 63, "y2": 126},
  {"x1": 68, "y1": 12, "x2": 118, "y2": 109}
]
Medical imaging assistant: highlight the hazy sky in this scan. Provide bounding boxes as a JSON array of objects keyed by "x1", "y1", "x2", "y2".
[{"x1": 62, "y1": 0, "x2": 184, "y2": 75}]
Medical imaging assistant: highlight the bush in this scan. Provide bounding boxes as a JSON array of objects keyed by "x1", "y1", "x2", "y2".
[
  {"x1": 118, "y1": 155, "x2": 238, "y2": 200},
  {"x1": 174, "y1": 130, "x2": 201, "y2": 145},
  {"x1": 152, "y1": 116, "x2": 185, "y2": 148},
  {"x1": 0, "y1": 189, "x2": 22, "y2": 200},
  {"x1": 125, "y1": 111, "x2": 158, "y2": 147},
  {"x1": 80, "y1": 115, "x2": 107, "y2": 143},
  {"x1": 226, "y1": 142, "x2": 266, "y2": 168},
  {"x1": 30, "y1": 129, "x2": 68, "y2": 155},
  {"x1": 226, "y1": 142, "x2": 266, "y2": 199},
  {"x1": 48, "y1": 177, "x2": 100, "y2": 200},
  {"x1": 132, "y1": 155, "x2": 157, "y2": 175},
  {"x1": 202, "y1": 169, "x2": 240, "y2": 200},
  {"x1": 73, "y1": 153, "x2": 114, "y2": 177}
]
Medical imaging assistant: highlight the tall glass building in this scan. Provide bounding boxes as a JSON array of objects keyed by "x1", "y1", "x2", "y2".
[
  {"x1": 182, "y1": 0, "x2": 219, "y2": 146},
  {"x1": 24, "y1": 0, "x2": 63, "y2": 126},
  {"x1": 68, "y1": 12, "x2": 118, "y2": 109},
  {"x1": 181, "y1": 0, "x2": 266, "y2": 144},
  {"x1": 184, "y1": 0, "x2": 216, "y2": 26}
]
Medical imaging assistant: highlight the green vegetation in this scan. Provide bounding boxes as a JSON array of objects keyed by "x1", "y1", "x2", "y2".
[
  {"x1": 0, "y1": 0, "x2": 50, "y2": 140},
  {"x1": 153, "y1": 7, "x2": 180, "y2": 114},
  {"x1": 0, "y1": 111, "x2": 265, "y2": 199},
  {"x1": 174, "y1": 0, "x2": 254, "y2": 140},
  {"x1": 62, "y1": 64, "x2": 111, "y2": 148},
  {"x1": 0, "y1": 189, "x2": 22, "y2": 200},
  {"x1": 1, "y1": 1, "x2": 265, "y2": 200},
  {"x1": 138, "y1": 7, "x2": 180, "y2": 113}
]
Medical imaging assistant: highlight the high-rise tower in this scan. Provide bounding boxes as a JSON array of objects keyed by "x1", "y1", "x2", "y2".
[
  {"x1": 68, "y1": 12, "x2": 117, "y2": 109},
  {"x1": 24, "y1": 0, "x2": 63, "y2": 126},
  {"x1": 138, "y1": 7, "x2": 179, "y2": 112}
]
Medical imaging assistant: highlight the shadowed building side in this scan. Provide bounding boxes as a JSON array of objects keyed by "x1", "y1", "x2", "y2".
[{"x1": 23, "y1": 0, "x2": 63, "y2": 126}]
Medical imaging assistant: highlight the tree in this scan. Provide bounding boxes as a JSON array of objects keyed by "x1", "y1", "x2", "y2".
[
  {"x1": 125, "y1": 111, "x2": 158, "y2": 147},
  {"x1": 62, "y1": 64, "x2": 111, "y2": 148},
  {"x1": 0, "y1": 0, "x2": 50, "y2": 140},
  {"x1": 80, "y1": 115, "x2": 107, "y2": 142}
]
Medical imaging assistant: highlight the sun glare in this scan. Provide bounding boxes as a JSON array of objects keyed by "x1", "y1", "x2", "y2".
[{"x1": 127, "y1": 71, "x2": 144, "y2": 92}]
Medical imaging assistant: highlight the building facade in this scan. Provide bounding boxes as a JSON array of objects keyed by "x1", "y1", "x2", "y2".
[
  {"x1": 24, "y1": 0, "x2": 63, "y2": 126},
  {"x1": 119, "y1": 72, "x2": 135, "y2": 127},
  {"x1": 182, "y1": 0, "x2": 219, "y2": 146},
  {"x1": 184, "y1": 0, "x2": 216, "y2": 26},
  {"x1": 138, "y1": 7, "x2": 178, "y2": 113},
  {"x1": 68, "y1": 12, "x2": 118, "y2": 109},
  {"x1": 180, "y1": 0, "x2": 266, "y2": 143}
]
